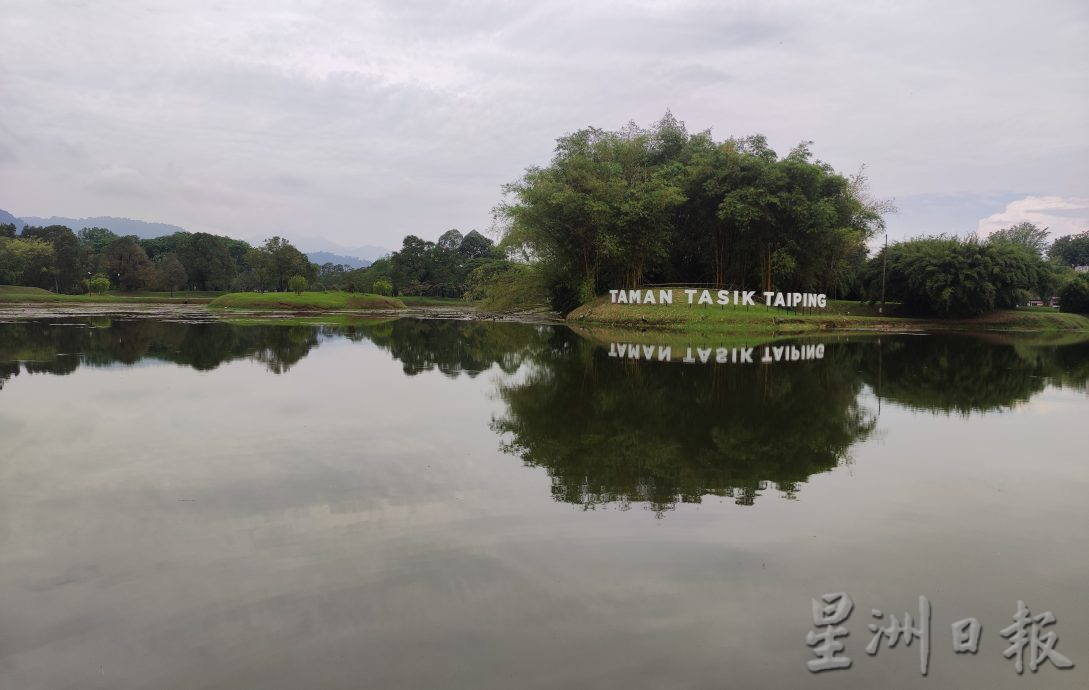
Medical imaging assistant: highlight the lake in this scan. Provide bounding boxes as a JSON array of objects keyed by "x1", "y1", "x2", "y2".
[{"x1": 1, "y1": 315, "x2": 1087, "y2": 689}]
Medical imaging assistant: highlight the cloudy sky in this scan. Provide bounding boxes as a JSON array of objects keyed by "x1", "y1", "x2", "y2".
[{"x1": 1, "y1": 0, "x2": 1086, "y2": 254}]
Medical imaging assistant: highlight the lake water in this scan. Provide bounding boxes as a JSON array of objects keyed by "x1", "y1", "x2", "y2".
[{"x1": 1, "y1": 315, "x2": 1087, "y2": 689}]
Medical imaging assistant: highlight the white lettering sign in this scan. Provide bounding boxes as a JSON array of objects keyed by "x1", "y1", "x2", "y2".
[{"x1": 609, "y1": 288, "x2": 826, "y2": 309}]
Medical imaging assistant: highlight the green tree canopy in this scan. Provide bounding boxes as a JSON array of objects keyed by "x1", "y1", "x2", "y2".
[
  {"x1": 77, "y1": 227, "x2": 119, "y2": 254},
  {"x1": 498, "y1": 113, "x2": 887, "y2": 312},
  {"x1": 154, "y1": 253, "x2": 188, "y2": 294},
  {"x1": 0, "y1": 237, "x2": 53, "y2": 286},
  {"x1": 1059, "y1": 275, "x2": 1089, "y2": 314},
  {"x1": 101, "y1": 236, "x2": 155, "y2": 291},
  {"x1": 287, "y1": 274, "x2": 308, "y2": 294},
  {"x1": 988, "y1": 221, "x2": 1050, "y2": 257},
  {"x1": 177, "y1": 232, "x2": 236, "y2": 290},
  {"x1": 863, "y1": 235, "x2": 1040, "y2": 316},
  {"x1": 1050, "y1": 231, "x2": 1089, "y2": 267}
]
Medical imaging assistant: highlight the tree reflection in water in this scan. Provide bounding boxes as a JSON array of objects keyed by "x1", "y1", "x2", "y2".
[
  {"x1": 2, "y1": 318, "x2": 1086, "y2": 514},
  {"x1": 492, "y1": 332, "x2": 877, "y2": 512}
]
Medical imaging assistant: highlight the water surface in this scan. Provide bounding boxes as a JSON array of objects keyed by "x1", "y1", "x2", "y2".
[{"x1": 1, "y1": 317, "x2": 1087, "y2": 689}]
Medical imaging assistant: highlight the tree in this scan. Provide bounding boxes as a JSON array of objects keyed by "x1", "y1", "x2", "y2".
[
  {"x1": 0, "y1": 223, "x2": 15, "y2": 238},
  {"x1": 101, "y1": 237, "x2": 156, "y2": 291},
  {"x1": 1050, "y1": 231, "x2": 1089, "y2": 267},
  {"x1": 77, "y1": 227, "x2": 119, "y2": 254},
  {"x1": 87, "y1": 274, "x2": 111, "y2": 294},
  {"x1": 390, "y1": 235, "x2": 436, "y2": 295},
  {"x1": 258, "y1": 237, "x2": 313, "y2": 291},
  {"x1": 499, "y1": 114, "x2": 882, "y2": 312},
  {"x1": 372, "y1": 277, "x2": 393, "y2": 296},
  {"x1": 140, "y1": 231, "x2": 191, "y2": 260},
  {"x1": 863, "y1": 235, "x2": 1039, "y2": 317},
  {"x1": 1059, "y1": 275, "x2": 1089, "y2": 314},
  {"x1": 988, "y1": 222, "x2": 1050, "y2": 257},
  {"x1": 21, "y1": 225, "x2": 82, "y2": 292},
  {"x1": 0, "y1": 237, "x2": 53, "y2": 285},
  {"x1": 177, "y1": 233, "x2": 236, "y2": 290},
  {"x1": 154, "y1": 253, "x2": 188, "y2": 295},
  {"x1": 437, "y1": 229, "x2": 464, "y2": 250},
  {"x1": 287, "y1": 274, "x2": 308, "y2": 295},
  {"x1": 456, "y1": 230, "x2": 496, "y2": 260}
]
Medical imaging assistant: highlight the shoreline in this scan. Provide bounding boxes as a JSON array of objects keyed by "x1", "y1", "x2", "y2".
[
  {"x1": 3, "y1": 294, "x2": 1088, "y2": 337},
  {"x1": 566, "y1": 297, "x2": 1089, "y2": 336}
]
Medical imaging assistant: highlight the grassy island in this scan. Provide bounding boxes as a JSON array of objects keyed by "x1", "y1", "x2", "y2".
[
  {"x1": 207, "y1": 291, "x2": 405, "y2": 311},
  {"x1": 567, "y1": 296, "x2": 1089, "y2": 335}
]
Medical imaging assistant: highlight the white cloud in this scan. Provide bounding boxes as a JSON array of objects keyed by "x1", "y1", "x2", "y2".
[{"x1": 976, "y1": 196, "x2": 1089, "y2": 239}]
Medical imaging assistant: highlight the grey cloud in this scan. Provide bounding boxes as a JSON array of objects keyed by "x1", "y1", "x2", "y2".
[{"x1": 0, "y1": 0, "x2": 1086, "y2": 249}]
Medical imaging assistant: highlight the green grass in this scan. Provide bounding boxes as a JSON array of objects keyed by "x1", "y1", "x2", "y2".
[
  {"x1": 567, "y1": 295, "x2": 1089, "y2": 335},
  {"x1": 0, "y1": 285, "x2": 220, "y2": 303},
  {"x1": 109, "y1": 290, "x2": 225, "y2": 299},
  {"x1": 0, "y1": 285, "x2": 52, "y2": 295},
  {"x1": 397, "y1": 295, "x2": 476, "y2": 307},
  {"x1": 220, "y1": 315, "x2": 398, "y2": 327},
  {"x1": 208, "y1": 291, "x2": 405, "y2": 311}
]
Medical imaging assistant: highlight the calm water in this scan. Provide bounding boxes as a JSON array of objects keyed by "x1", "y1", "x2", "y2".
[{"x1": 1, "y1": 316, "x2": 1087, "y2": 689}]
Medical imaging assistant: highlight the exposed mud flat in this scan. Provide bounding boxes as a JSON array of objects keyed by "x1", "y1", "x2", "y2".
[
  {"x1": 0, "y1": 300, "x2": 563, "y2": 323},
  {"x1": 0, "y1": 301, "x2": 562, "y2": 326},
  {"x1": 0, "y1": 302, "x2": 219, "y2": 322}
]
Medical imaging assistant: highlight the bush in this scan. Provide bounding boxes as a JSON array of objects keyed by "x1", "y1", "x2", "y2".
[
  {"x1": 287, "y1": 275, "x2": 308, "y2": 295},
  {"x1": 465, "y1": 261, "x2": 549, "y2": 312},
  {"x1": 372, "y1": 277, "x2": 393, "y2": 296},
  {"x1": 1059, "y1": 275, "x2": 1089, "y2": 314}
]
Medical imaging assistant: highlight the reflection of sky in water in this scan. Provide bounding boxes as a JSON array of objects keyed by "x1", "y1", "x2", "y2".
[{"x1": 0, "y1": 322, "x2": 1087, "y2": 689}]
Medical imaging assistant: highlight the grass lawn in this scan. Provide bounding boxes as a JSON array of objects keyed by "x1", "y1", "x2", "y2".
[
  {"x1": 397, "y1": 295, "x2": 477, "y2": 308},
  {"x1": 0, "y1": 285, "x2": 221, "y2": 303},
  {"x1": 220, "y1": 315, "x2": 398, "y2": 327},
  {"x1": 208, "y1": 291, "x2": 405, "y2": 311},
  {"x1": 567, "y1": 295, "x2": 1089, "y2": 335}
]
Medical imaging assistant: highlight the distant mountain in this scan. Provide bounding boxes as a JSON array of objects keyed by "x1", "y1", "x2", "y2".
[
  {"x1": 0, "y1": 208, "x2": 25, "y2": 230},
  {"x1": 337, "y1": 245, "x2": 391, "y2": 263},
  {"x1": 306, "y1": 251, "x2": 371, "y2": 269},
  {"x1": 269, "y1": 232, "x2": 391, "y2": 263},
  {"x1": 6, "y1": 208, "x2": 393, "y2": 264},
  {"x1": 19, "y1": 215, "x2": 186, "y2": 239}
]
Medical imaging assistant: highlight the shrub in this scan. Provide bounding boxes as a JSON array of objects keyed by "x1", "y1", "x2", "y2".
[{"x1": 1059, "y1": 275, "x2": 1089, "y2": 314}]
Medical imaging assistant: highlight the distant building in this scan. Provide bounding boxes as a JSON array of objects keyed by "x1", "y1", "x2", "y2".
[{"x1": 1075, "y1": 265, "x2": 1089, "y2": 274}]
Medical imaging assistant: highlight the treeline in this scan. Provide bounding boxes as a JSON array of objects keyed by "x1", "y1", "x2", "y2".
[
  {"x1": 497, "y1": 112, "x2": 889, "y2": 312},
  {"x1": 319, "y1": 228, "x2": 508, "y2": 298},
  {"x1": 0, "y1": 218, "x2": 517, "y2": 302},
  {"x1": 861, "y1": 225, "x2": 1089, "y2": 316},
  {"x1": 1049, "y1": 230, "x2": 1089, "y2": 314},
  {"x1": 0, "y1": 223, "x2": 315, "y2": 293}
]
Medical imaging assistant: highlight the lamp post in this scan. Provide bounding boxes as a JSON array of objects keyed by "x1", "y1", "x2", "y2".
[{"x1": 879, "y1": 233, "x2": 888, "y2": 314}]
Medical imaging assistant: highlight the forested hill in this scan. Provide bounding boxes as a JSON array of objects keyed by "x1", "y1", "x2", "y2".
[
  {"x1": 306, "y1": 251, "x2": 371, "y2": 269},
  {"x1": 19, "y1": 215, "x2": 186, "y2": 239},
  {"x1": 0, "y1": 208, "x2": 25, "y2": 230}
]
